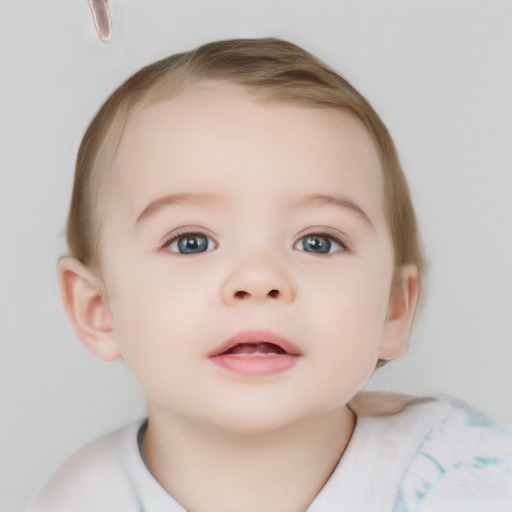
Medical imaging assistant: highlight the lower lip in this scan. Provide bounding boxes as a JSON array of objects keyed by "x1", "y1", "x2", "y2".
[{"x1": 209, "y1": 353, "x2": 299, "y2": 376}]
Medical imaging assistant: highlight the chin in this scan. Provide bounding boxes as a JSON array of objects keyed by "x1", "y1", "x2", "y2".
[
  {"x1": 205, "y1": 398, "x2": 347, "y2": 438},
  {"x1": 202, "y1": 403, "x2": 306, "y2": 437}
]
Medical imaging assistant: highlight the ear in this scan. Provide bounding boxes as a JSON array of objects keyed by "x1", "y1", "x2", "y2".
[
  {"x1": 57, "y1": 257, "x2": 122, "y2": 362},
  {"x1": 379, "y1": 265, "x2": 420, "y2": 361}
]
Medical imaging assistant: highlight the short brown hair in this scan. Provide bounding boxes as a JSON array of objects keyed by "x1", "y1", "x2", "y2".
[{"x1": 68, "y1": 37, "x2": 424, "y2": 282}]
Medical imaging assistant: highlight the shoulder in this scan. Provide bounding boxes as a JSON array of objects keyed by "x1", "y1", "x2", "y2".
[
  {"x1": 25, "y1": 421, "x2": 144, "y2": 512},
  {"x1": 394, "y1": 395, "x2": 512, "y2": 511}
]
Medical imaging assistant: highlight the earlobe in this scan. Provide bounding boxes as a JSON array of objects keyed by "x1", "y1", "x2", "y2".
[
  {"x1": 57, "y1": 257, "x2": 122, "y2": 362},
  {"x1": 379, "y1": 265, "x2": 420, "y2": 361}
]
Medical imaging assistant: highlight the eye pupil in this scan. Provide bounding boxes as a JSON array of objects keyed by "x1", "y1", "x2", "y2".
[
  {"x1": 177, "y1": 235, "x2": 208, "y2": 254},
  {"x1": 303, "y1": 235, "x2": 331, "y2": 254}
]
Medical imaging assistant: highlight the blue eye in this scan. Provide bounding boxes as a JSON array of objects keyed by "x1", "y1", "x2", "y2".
[
  {"x1": 166, "y1": 233, "x2": 215, "y2": 254},
  {"x1": 295, "y1": 234, "x2": 345, "y2": 254}
]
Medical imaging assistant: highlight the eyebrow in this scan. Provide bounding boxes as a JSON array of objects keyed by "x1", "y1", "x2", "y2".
[
  {"x1": 297, "y1": 194, "x2": 375, "y2": 230},
  {"x1": 135, "y1": 192, "x2": 222, "y2": 225},
  {"x1": 135, "y1": 191, "x2": 374, "y2": 230}
]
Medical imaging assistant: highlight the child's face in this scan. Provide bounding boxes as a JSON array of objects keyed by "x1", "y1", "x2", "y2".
[{"x1": 94, "y1": 84, "x2": 407, "y2": 432}]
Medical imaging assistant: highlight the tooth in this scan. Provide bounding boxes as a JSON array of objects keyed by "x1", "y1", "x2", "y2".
[{"x1": 225, "y1": 342, "x2": 285, "y2": 355}]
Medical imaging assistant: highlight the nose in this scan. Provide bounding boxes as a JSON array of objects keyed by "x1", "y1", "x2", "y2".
[{"x1": 221, "y1": 250, "x2": 296, "y2": 306}]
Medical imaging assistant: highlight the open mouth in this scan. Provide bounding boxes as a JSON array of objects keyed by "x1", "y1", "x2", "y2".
[
  {"x1": 221, "y1": 342, "x2": 288, "y2": 356},
  {"x1": 209, "y1": 331, "x2": 301, "y2": 376}
]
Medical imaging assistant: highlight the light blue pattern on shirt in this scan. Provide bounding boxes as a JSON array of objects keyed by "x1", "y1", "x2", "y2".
[{"x1": 393, "y1": 397, "x2": 512, "y2": 511}]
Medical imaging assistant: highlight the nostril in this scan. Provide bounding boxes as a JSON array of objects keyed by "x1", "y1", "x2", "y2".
[{"x1": 233, "y1": 289, "x2": 280, "y2": 299}]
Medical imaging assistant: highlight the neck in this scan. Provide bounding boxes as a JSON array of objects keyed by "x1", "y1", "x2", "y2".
[{"x1": 142, "y1": 406, "x2": 355, "y2": 512}]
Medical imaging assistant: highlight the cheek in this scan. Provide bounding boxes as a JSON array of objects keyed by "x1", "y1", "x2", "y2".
[
  {"x1": 301, "y1": 278, "x2": 390, "y2": 405},
  {"x1": 318, "y1": 256, "x2": 391, "y2": 321},
  {"x1": 305, "y1": 259, "x2": 393, "y2": 360},
  {"x1": 104, "y1": 268, "x2": 208, "y2": 398},
  {"x1": 104, "y1": 259, "x2": 205, "y2": 355}
]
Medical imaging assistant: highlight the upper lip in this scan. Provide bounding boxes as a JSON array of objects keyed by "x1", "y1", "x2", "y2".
[{"x1": 208, "y1": 330, "x2": 302, "y2": 357}]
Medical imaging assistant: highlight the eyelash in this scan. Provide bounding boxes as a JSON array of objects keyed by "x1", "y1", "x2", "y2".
[
  {"x1": 160, "y1": 229, "x2": 350, "y2": 255},
  {"x1": 293, "y1": 231, "x2": 350, "y2": 255},
  {"x1": 161, "y1": 228, "x2": 217, "y2": 254}
]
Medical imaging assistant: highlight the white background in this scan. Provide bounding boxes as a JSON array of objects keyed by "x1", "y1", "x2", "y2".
[{"x1": 1, "y1": 1, "x2": 511, "y2": 510}]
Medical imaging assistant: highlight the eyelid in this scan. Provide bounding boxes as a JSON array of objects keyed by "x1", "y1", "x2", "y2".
[
  {"x1": 159, "y1": 227, "x2": 218, "y2": 251},
  {"x1": 157, "y1": 226, "x2": 350, "y2": 253},
  {"x1": 294, "y1": 228, "x2": 351, "y2": 253}
]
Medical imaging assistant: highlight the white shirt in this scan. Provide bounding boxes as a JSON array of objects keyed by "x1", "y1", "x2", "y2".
[{"x1": 25, "y1": 394, "x2": 512, "y2": 512}]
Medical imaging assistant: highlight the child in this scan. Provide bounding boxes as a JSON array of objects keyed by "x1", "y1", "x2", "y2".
[{"x1": 26, "y1": 38, "x2": 512, "y2": 511}]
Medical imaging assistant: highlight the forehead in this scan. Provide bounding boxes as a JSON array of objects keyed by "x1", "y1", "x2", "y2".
[{"x1": 107, "y1": 84, "x2": 384, "y2": 222}]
